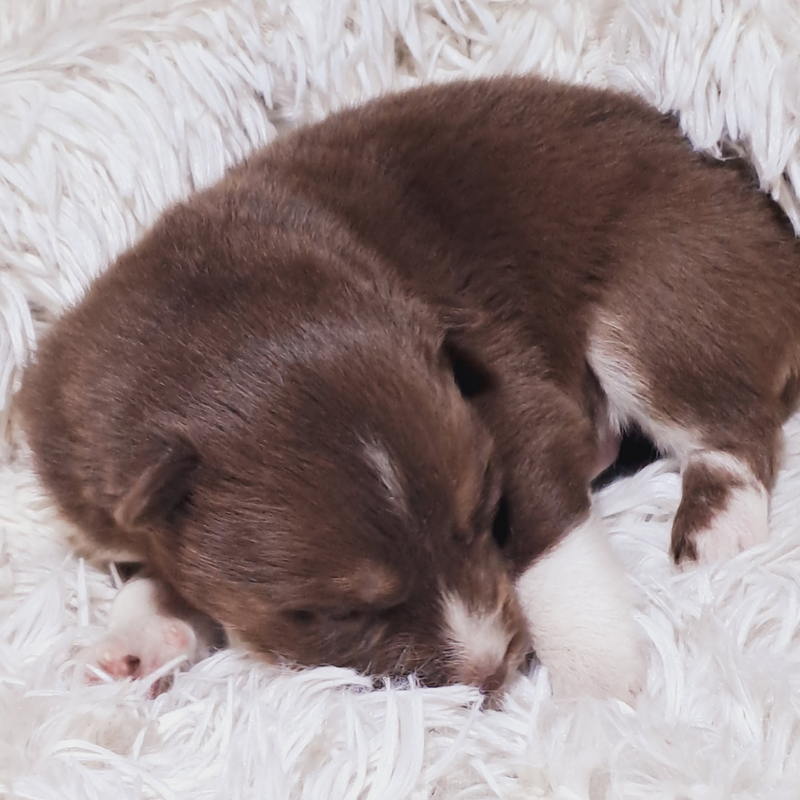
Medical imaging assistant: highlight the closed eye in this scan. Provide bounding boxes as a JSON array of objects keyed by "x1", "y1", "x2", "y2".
[
  {"x1": 284, "y1": 608, "x2": 368, "y2": 625},
  {"x1": 284, "y1": 609, "x2": 316, "y2": 625},
  {"x1": 327, "y1": 609, "x2": 365, "y2": 623}
]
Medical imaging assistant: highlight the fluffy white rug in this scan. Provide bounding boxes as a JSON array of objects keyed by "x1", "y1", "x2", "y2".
[{"x1": 3, "y1": 1, "x2": 800, "y2": 797}]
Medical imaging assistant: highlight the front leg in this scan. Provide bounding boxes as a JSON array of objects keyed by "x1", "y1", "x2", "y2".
[
  {"x1": 481, "y1": 376, "x2": 646, "y2": 699},
  {"x1": 80, "y1": 576, "x2": 223, "y2": 692},
  {"x1": 515, "y1": 509, "x2": 644, "y2": 699}
]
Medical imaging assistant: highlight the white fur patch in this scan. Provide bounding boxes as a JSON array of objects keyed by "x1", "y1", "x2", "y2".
[
  {"x1": 515, "y1": 513, "x2": 645, "y2": 700},
  {"x1": 442, "y1": 594, "x2": 511, "y2": 684},
  {"x1": 586, "y1": 317, "x2": 649, "y2": 437},
  {"x1": 691, "y1": 450, "x2": 754, "y2": 483},
  {"x1": 362, "y1": 440, "x2": 407, "y2": 516},
  {"x1": 587, "y1": 319, "x2": 697, "y2": 461},
  {"x1": 688, "y1": 452, "x2": 771, "y2": 563}
]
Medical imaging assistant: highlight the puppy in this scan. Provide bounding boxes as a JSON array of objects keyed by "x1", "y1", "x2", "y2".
[{"x1": 18, "y1": 76, "x2": 800, "y2": 699}]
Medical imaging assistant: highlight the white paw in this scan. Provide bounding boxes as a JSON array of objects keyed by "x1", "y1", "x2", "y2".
[
  {"x1": 80, "y1": 578, "x2": 202, "y2": 691},
  {"x1": 692, "y1": 480, "x2": 770, "y2": 564},
  {"x1": 516, "y1": 513, "x2": 646, "y2": 700}
]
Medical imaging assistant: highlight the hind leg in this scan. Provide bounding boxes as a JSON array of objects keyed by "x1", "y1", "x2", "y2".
[
  {"x1": 670, "y1": 448, "x2": 773, "y2": 563},
  {"x1": 588, "y1": 315, "x2": 784, "y2": 566}
]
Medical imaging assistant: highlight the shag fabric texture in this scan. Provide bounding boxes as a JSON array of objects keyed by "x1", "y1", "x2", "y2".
[{"x1": 3, "y1": 1, "x2": 800, "y2": 797}]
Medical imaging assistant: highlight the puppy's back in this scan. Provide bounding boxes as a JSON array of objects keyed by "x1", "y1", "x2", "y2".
[{"x1": 254, "y1": 76, "x2": 800, "y2": 390}]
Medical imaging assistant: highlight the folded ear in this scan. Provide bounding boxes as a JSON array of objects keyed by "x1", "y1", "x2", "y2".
[
  {"x1": 114, "y1": 435, "x2": 201, "y2": 531},
  {"x1": 442, "y1": 333, "x2": 496, "y2": 399},
  {"x1": 428, "y1": 301, "x2": 496, "y2": 399}
]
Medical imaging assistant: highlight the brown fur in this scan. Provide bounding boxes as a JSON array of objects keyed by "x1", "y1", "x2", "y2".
[{"x1": 17, "y1": 76, "x2": 800, "y2": 688}]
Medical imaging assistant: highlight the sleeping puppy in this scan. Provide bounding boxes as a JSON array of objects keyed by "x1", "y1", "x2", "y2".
[{"x1": 17, "y1": 76, "x2": 800, "y2": 699}]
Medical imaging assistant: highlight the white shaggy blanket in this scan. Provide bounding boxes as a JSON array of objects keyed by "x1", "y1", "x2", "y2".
[{"x1": 3, "y1": 1, "x2": 800, "y2": 797}]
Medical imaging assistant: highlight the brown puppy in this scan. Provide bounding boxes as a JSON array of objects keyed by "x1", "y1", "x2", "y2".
[{"x1": 18, "y1": 76, "x2": 800, "y2": 698}]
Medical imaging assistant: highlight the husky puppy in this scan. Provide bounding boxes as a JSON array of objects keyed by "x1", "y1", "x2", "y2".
[{"x1": 19, "y1": 76, "x2": 800, "y2": 698}]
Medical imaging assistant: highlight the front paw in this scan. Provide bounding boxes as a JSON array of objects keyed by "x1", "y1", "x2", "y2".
[
  {"x1": 79, "y1": 578, "x2": 203, "y2": 693},
  {"x1": 516, "y1": 512, "x2": 646, "y2": 700},
  {"x1": 81, "y1": 618, "x2": 199, "y2": 682},
  {"x1": 542, "y1": 615, "x2": 646, "y2": 701}
]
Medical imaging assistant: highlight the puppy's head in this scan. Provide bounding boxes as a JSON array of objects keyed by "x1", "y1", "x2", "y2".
[{"x1": 115, "y1": 301, "x2": 529, "y2": 693}]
